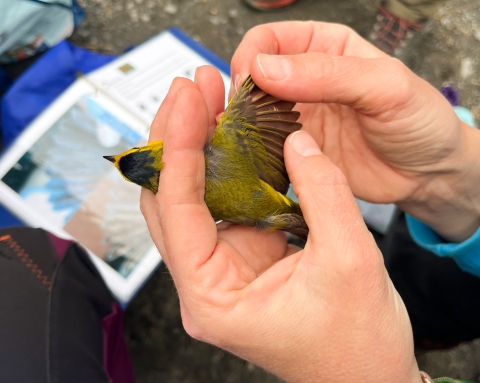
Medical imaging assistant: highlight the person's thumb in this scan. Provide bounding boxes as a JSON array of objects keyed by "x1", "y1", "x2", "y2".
[
  {"x1": 285, "y1": 131, "x2": 373, "y2": 258},
  {"x1": 251, "y1": 52, "x2": 413, "y2": 114}
]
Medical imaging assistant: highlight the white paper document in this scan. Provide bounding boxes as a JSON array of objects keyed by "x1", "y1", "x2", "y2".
[{"x1": 0, "y1": 29, "x2": 230, "y2": 304}]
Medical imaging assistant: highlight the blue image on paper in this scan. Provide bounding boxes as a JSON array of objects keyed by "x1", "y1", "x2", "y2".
[{"x1": 2, "y1": 95, "x2": 142, "y2": 226}]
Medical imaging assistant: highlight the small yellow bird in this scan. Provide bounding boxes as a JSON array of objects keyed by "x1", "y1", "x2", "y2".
[{"x1": 104, "y1": 76, "x2": 308, "y2": 237}]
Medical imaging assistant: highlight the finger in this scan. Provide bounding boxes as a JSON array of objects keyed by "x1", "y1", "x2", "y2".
[
  {"x1": 194, "y1": 66, "x2": 225, "y2": 139},
  {"x1": 157, "y1": 85, "x2": 217, "y2": 272},
  {"x1": 250, "y1": 52, "x2": 415, "y2": 116},
  {"x1": 230, "y1": 21, "x2": 386, "y2": 98},
  {"x1": 284, "y1": 131, "x2": 378, "y2": 268},
  {"x1": 145, "y1": 77, "x2": 197, "y2": 259},
  {"x1": 140, "y1": 188, "x2": 166, "y2": 256},
  {"x1": 229, "y1": 24, "x2": 278, "y2": 100},
  {"x1": 149, "y1": 77, "x2": 197, "y2": 142}
]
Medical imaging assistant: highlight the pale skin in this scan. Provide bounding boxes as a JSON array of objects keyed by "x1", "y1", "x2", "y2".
[{"x1": 141, "y1": 21, "x2": 480, "y2": 383}]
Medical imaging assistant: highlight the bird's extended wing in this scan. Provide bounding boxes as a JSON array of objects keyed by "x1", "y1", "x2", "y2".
[{"x1": 220, "y1": 76, "x2": 302, "y2": 194}]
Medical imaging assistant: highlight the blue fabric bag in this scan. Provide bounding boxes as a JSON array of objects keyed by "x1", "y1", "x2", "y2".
[{"x1": 2, "y1": 40, "x2": 116, "y2": 148}]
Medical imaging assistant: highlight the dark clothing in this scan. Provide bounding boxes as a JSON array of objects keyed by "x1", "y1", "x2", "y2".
[
  {"x1": 0, "y1": 227, "x2": 135, "y2": 383},
  {"x1": 1, "y1": 212, "x2": 480, "y2": 381},
  {"x1": 381, "y1": 212, "x2": 480, "y2": 348}
]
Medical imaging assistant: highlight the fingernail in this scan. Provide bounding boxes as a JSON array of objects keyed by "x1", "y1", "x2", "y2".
[
  {"x1": 257, "y1": 54, "x2": 291, "y2": 81},
  {"x1": 228, "y1": 78, "x2": 235, "y2": 99},
  {"x1": 290, "y1": 131, "x2": 322, "y2": 156},
  {"x1": 234, "y1": 74, "x2": 242, "y2": 90},
  {"x1": 194, "y1": 68, "x2": 198, "y2": 83},
  {"x1": 228, "y1": 74, "x2": 242, "y2": 99}
]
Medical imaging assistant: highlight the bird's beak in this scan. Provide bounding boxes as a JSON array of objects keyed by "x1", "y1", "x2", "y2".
[{"x1": 103, "y1": 155, "x2": 116, "y2": 163}]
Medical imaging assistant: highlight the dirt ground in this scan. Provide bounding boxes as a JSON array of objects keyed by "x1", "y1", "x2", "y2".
[{"x1": 70, "y1": 0, "x2": 480, "y2": 382}]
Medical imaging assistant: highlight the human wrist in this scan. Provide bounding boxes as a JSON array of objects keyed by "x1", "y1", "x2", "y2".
[
  {"x1": 255, "y1": 354, "x2": 424, "y2": 383},
  {"x1": 398, "y1": 121, "x2": 480, "y2": 242}
]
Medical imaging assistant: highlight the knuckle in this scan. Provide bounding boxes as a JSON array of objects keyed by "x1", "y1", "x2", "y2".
[
  {"x1": 244, "y1": 24, "x2": 270, "y2": 40},
  {"x1": 388, "y1": 56, "x2": 408, "y2": 75},
  {"x1": 295, "y1": 52, "x2": 335, "y2": 82},
  {"x1": 181, "y1": 308, "x2": 217, "y2": 344},
  {"x1": 170, "y1": 76, "x2": 191, "y2": 90},
  {"x1": 340, "y1": 24, "x2": 356, "y2": 35},
  {"x1": 308, "y1": 157, "x2": 347, "y2": 187},
  {"x1": 384, "y1": 58, "x2": 414, "y2": 105},
  {"x1": 241, "y1": 25, "x2": 278, "y2": 55},
  {"x1": 320, "y1": 54, "x2": 336, "y2": 78},
  {"x1": 293, "y1": 156, "x2": 348, "y2": 203},
  {"x1": 243, "y1": 25, "x2": 262, "y2": 40},
  {"x1": 294, "y1": 157, "x2": 350, "y2": 215},
  {"x1": 327, "y1": 22, "x2": 356, "y2": 37},
  {"x1": 182, "y1": 318, "x2": 206, "y2": 341},
  {"x1": 334, "y1": 254, "x2": 367, "y2": 283},
  {"x1": 333, "y1": 225, "x2": 384, "y2": 277}
]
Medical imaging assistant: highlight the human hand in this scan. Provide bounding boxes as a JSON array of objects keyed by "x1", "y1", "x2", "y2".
[
  {"x1": 141, "y1": 66, "x2": 422, "y2": 383},
  {"x1": 231, "y1": 21, "x2": 480, "y2": 242}
]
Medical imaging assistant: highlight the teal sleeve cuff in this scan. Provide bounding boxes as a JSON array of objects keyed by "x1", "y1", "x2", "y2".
[
  {"x1": 453, "y1": 106, "x2": 477, "y2": 128},
  {"x1": 406, "y1": 215, "x2": 480, "y2": 277}
]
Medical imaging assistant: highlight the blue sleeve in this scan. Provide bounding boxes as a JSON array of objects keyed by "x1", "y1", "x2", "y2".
[{"x1": 406, "y1": 215, "x2": 480, "y2": 278}]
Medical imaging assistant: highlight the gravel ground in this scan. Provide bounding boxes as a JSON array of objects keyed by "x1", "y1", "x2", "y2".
[{"x1": 70, "y1": 0, "x2": 480, "y2": 382}]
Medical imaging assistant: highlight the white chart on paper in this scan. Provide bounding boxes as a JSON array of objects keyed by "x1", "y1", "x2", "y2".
[{"x1": 88, "y1": 32, "x2": 231, "y2": 128}]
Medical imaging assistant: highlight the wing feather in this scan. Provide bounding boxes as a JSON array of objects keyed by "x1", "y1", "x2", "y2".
[{"x1": 220, "y1": 76, "x2": 302, "y2": 194}]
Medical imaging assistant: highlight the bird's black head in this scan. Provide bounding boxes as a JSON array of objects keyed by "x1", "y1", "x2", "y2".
[{"x1": 104, "y1": 144, "x2": 163, "y2": 193}]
